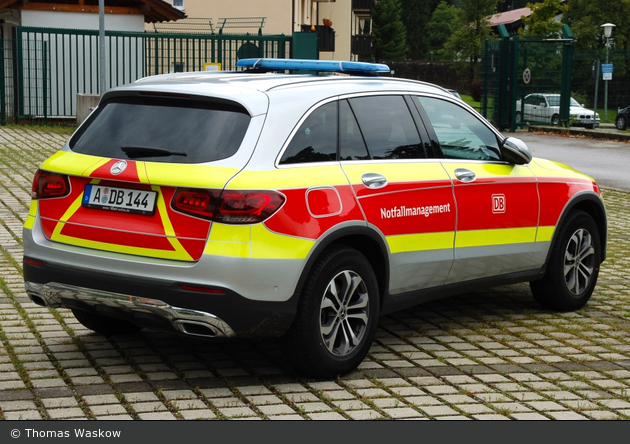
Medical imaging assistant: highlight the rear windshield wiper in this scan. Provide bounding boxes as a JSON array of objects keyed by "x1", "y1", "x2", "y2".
[{"x1": 121, "y1": 146, "x2": 187, "y2": 159}]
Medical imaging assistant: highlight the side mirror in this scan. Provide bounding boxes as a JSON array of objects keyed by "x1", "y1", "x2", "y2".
[{"x1": 501, "y1": 137, "x2": 532, "y2": 165}]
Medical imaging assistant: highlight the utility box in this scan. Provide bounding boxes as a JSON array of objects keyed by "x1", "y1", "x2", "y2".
[
  {"x1": 76, "y1": 94, "x2": 100, "y2": 126},
  {"x1": 292, "y1": 31, "x2": 318, "y2": 59}
]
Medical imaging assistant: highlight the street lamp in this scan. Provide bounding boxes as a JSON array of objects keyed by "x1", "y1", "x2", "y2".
[{"x1": 601, "y1": 23, "x2": 615, "y2": 123}]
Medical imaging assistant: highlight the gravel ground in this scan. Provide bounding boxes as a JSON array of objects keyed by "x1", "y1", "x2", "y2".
[{"x1": 0, "y1": 126, "x2": 629, "y2": 420}]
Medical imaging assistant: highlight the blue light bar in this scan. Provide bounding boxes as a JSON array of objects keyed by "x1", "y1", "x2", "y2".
[{"x1": 235, "y1": 58, "x2": 391, "y2": 75}]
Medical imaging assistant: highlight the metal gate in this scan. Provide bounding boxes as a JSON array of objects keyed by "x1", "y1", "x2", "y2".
[{"x1": 482, "y1": 24, "x2": 574, "y2": 132}]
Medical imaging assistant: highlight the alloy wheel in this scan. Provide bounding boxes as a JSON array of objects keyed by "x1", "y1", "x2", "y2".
[{"x1": 319, "y1": 270, "x2": 369, "y2": 357}]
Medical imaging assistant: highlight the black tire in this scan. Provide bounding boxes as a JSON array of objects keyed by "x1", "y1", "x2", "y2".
[
  {"x1": 282, "y1": 246, "x2": 379, "y2": 378},
  {"x1": 530, "y1": 210, "x2": 601, "y2": 311},
  {"x1": 551, "y1": 114, "x2": 560, "y2": 126},
  {"x1": 71, "y1": 308, "x2": 142, "y2": 335},
  {"x1": 515, "y1": 112, "x2": 522, "y2": 124},
  {"x1": 616, "y1": 116, "x2": 627, "y2": 130}
]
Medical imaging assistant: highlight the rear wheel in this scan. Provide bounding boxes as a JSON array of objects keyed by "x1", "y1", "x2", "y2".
[
  {"x1": 617, "y1": 115, "x2": 627, "y2": 130},
  {"x1": 282, "y1": 246, "x2": 379, "y2": 378},
  {"x1": 71, "y1": 308, "x2": 142, "y2": 335},
  {"x1": 551, "y1": 114, "x2": 560, "y2": 126},
  {"x1": 530, "y1": 210, "x2": 601, "y2": 311},
  {"x1": 515, "y1": 111, "x2": 522, "y2": 124}
]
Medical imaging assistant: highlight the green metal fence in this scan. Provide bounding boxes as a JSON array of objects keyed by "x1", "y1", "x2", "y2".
[
  {"x1": 1, "y1": 27, "x2": 291, "y2": 124},
  {"x1": 481, "y1": 25, "x2": 574, "y2": 131},
  {"x1": 482, "y1": 24, "x2": 630, "y2": 130}
]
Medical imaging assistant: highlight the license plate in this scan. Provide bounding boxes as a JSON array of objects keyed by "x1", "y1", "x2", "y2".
[{"x1": 82, "y1": 184, "x2": 157, "y2": 215}]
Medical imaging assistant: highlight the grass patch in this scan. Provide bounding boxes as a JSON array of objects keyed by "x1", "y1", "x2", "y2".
[{"x1": 3, "y1": 123, "x2": 76, "y2": 137}]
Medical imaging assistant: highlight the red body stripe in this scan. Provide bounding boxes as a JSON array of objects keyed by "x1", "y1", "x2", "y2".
[
  {"x1": 265, "y1": 185, "x2": 364, "y2": 239},
  {"x1": 90, "y1": 159, "x2": 142, "y2": 183}
]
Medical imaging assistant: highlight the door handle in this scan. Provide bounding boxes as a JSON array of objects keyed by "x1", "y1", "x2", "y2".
[
  {"x1": 454, "y1": 168, "x2": 476, "y2": 183},
  {"x1": 361, "y1": 173, "x2": 388, "y2": 189}
]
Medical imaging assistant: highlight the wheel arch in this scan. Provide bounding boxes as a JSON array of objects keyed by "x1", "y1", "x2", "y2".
[
  {"x1": 547, "y1": 192, "x2": 607, "y2": 267},
  {"x1": 293, "y1": 226, "x2": 390, "y2": 310}
]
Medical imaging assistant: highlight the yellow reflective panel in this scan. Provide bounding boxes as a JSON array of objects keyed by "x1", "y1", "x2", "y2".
[
  {"x1": 144, "y1": 162, "x2": 238, "y2": 188},
  {"x1": 41, "y1": 151, "x2": 108, "y2": 176},
  {"x1": 529, "y1": 158, "x2": 595, "y2": 181},
  {"x1": 342, "y1": 162, "x2": 450, "y2": 184},
  {"x1": 24, "y1": 215, "x2": 36, "y2": 230},
  {"x1": 230, "y1": 166, "x2": 348, "y2": 189},
  {"x1": 48, "y1": 230, "x2": 194, "y2": 261},
  {"x1": 387, "y1": 232, "x2": 454, "y2": 254},
  {"x1": 209, "y1": 223, "x2": 250, "y2": 244},
  {"x1": 204, "y1": 240, "x2": 251, "y2": 258},
  {"x1": 250, "y1": 224, "x2": 313, "y2": 259},
  {"x1": 444, "y1": 162, "x2": 533, "y2": 179},
  {"x1": 536, "y1": 226, "x2": 556, "y2": 242},
  {"x1": 456, "y1": 227, "x2": 537, "y2": 248}
]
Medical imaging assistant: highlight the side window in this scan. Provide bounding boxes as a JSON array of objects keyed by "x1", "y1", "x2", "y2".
[
  {"x1": 414, "y1": 96, "x2": 501, "y2": 161},
  {"x1": 348, "y1": 95, "x2": 426, "y2": 160},
  {"x1": 339, "y1": 100, "x2": 370, "y2": 161},
  {"x1": 280, "y1": 101, "x2": 338, "y2": 165},
  {"x1": 525, "y1": 95, "x2": 539, "y2": 106}
]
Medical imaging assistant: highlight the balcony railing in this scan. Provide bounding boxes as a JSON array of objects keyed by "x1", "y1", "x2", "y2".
[
  {"x1": 352, "y1": 0, "x2": 375, "y2": 11},
  {"x1": 351, "y1": 35, "x2": 372, "y2": 55}
]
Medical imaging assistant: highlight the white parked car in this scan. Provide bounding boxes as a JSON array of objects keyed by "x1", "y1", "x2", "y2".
[{"x1": 516, "y1": 93, "x2": 600, "y2": 128}]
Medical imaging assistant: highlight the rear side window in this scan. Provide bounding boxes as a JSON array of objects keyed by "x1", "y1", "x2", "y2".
[
  {"x1": 348, "y1": 95, "x2": 425, "y2": 160},
  {"x1": 70, "y1": 97, "x2": 251, "y2": 163},
  {"x1": 280, "y1": 101, "x2": 338, "y2": 164}
]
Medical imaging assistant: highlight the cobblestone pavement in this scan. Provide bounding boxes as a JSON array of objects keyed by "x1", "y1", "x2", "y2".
[{"x1": 0, "y1": 126, "x2": 629, "y2": 420}]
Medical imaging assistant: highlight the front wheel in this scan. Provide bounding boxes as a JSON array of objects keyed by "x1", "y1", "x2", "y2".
[
  {"x1": 530, "y1": 210, "x2": 601, "y2": 311},
  {"x1": 617, "y1": 115, "x2": 627, "y2": 130},
  {"x1": 282, "y1": 246, "x2": 379, "y2": 378}
]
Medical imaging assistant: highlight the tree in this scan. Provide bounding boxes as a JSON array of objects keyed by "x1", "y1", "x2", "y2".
[
  {"x1": 372, "y1": 0, "x2": 409, "y2": 61},
  {"x1": 400, "y1": 0, "x2": 444, "y2": 60},
  {"x1": 521, "y1": 0, "x2": 568, "y2": 37},
  {"x1": 440, "y1": 0, "x2": 500, "y2": 84},
  {"x1": 426, "y1": 1, "x2": 461, "y2": 59},
  {"x1": 562, "y1": 0, "x2": 630, "y2": 50}
]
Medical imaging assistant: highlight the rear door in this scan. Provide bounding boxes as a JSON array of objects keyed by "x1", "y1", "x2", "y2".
[
  {"x1": 412, "y1": 95, "x2": 539, "y2": 283},
  {"x1": 339, "y1": 95, "x2": 456, "y2": 294}
]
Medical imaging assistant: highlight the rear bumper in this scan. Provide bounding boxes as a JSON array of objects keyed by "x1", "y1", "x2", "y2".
[
  {"x1": 26, "y1": 281, "x2": 237, "y2": 338},
  {"x1": 23, "y1": 259, "x2": 298, "y2": 338}
]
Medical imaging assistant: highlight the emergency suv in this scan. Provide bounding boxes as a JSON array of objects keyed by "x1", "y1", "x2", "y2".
[{"x1": 23, "y1": 59, "x2": 607, "y2": 378}]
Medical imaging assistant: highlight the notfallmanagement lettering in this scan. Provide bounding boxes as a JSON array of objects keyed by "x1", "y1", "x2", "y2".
[{"x1": 380, "y1": 203, "x2": 451, "y2": 219}]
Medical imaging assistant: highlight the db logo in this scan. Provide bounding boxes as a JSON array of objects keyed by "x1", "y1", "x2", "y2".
[{"x1": 492, "y1": 194, "x2": 506, "y2": 213}]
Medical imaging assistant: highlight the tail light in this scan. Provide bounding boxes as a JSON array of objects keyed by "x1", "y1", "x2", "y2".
[
  {"x1": 31, "y1": 170, "x2": 70, "y2": 199},
  {"x1": 172, "y1": 188, "x2": 285, "y2": 224}
]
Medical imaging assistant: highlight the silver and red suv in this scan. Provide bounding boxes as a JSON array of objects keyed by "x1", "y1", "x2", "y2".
[{"x1": 23, "y1": 59, "x2": 607, "y2": 378}]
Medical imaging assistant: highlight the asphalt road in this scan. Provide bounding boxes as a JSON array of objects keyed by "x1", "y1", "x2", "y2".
[{"x1": 504, "y1": 130, "x2": 630, "y2": 191}]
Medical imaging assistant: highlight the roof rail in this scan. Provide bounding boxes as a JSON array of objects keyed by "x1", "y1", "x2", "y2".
[{"x1": 235, "y1": 58, "x2": 390, "y2": 76}]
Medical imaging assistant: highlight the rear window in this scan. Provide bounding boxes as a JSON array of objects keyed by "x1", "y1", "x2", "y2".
[{"x1": 70, "y1": 97, "x2": 251, "y2": 163}]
